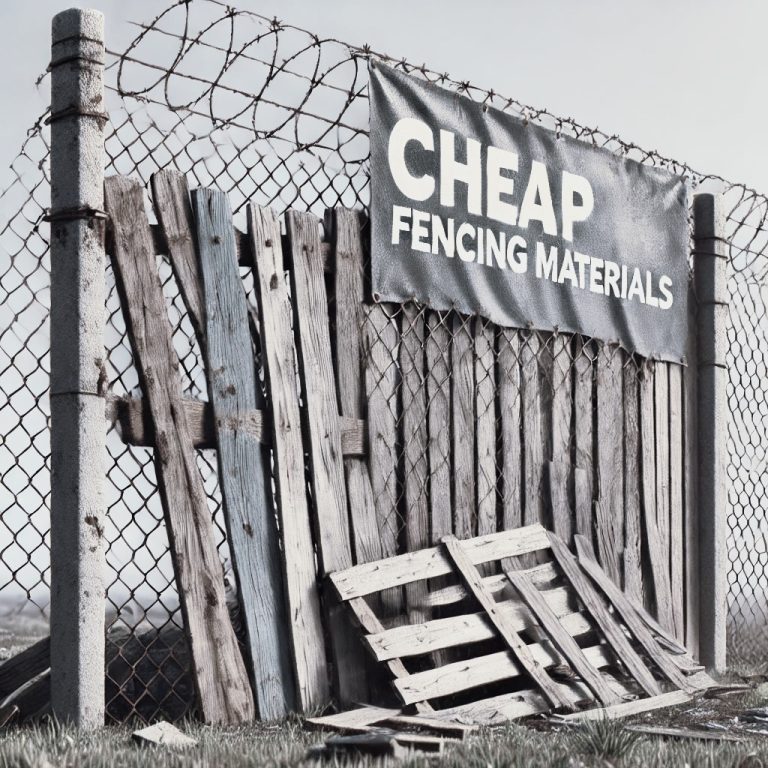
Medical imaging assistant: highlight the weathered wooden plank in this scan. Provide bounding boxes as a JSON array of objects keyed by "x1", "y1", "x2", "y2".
[
  {"x1": 366, "y1": 589, "x2": 584, "y2": 662},
  {"x1": 557, "y1": 690, "x2": 692, "y2": 722},
  {"x1": 395, "y1": 640, "x2": 614, "y2": 706},
  {"x1": 623, "y1": 365, "x2": 643, "y2": 605},
  {"x1": 522, "y1": 334, "x2": 545, "y2": 540},
  {"x1": 573, "y1": 337, "x2": 594, "y2": 543},
  {"x1": 105, "y1": 176, "x2": 254, "y2": 725},
  {"x1": 475, "y1": 318, "x2": 497, "y2": 539},
  {"x1": 669, "y1": 363, "x2": 685, "y2": 642},
  {"x1": 105, "y1": 394, "x2": 365, "y2": 455},
  {"x1": 150, "y1": 170, "x2": 205, "y2": 342},
  {"x1": 194, "y1": 188, "x2": 293, "y2": 718},
  {"x1": 286, "y1": 209, "x2": 367, "y2": 705},
  {"x1": 0, "y1": 637, "x2": 49, "y2": 700},
  {"x1": 498, "y1": 329, "x2": 522, "y2": 539},
  {"x1": 330, "y1": 523, "x2": 551, "y2": 600},
  {"x1": 328, "y1": 208, "x2": 381, "y2": 566},
  {"x1": 654, "y1": 363, "x2": 672, "y2": 629},
  {"x1": 506, "y1": 570, "x2": 620, "y2": 706},
  {"x1": 595, "y1": 344, "x2": 624, "y2": 584},
  {"x1": 452, "y1": 314, "x2": 475, "y2": 539},
  {"x1": 574, "y1": 536, "x2": 697, "y2": 694},
  {"x1": 347, "y1": 596, "x2": 433, "y2": 714},
  {"x1": 399, "y1": 304, "x2": 430, "y2": 624},
  {"x1": 425, "y1": 312, "x2": 452, "y2": 545},
  {"x1": 424, "y1": 561, "x2": 558, "y2": 608},
  {"x1": 247, "y1": 203, "x2": 328, "y2": 711},
  {"x1": 306, "y1": 706, "x2": 401, "y2": 730},
  {"x1": 549, "y1": 335, "x2": 573, "y2": 543},
  {"x1": 640, "y1": 367, "x2": 674, "y2": 630},
  {"x1": 364, "y1": 302, "x2": 402, "y2": 616},
  {"x1": 547, "y1": 533, "x2": 661, "y2": 697},
  {"x1": 441, "y1": 535, "x2": 573, "y2": 709}
]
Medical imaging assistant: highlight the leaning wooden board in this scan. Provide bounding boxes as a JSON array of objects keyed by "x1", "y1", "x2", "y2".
[
  {"x1": 329, "y1": 524, "x2": 715, "y2": 725},
  {"x1": 105, "y1": 176, "x2": 254, "y2": 725}
]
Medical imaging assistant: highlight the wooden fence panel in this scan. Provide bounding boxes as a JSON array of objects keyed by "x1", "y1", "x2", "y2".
[
  {"x1": 475, "y1": 318, "x2": 497, "y2": 539},
  {"x1": 498, "y1": 330, "x2": 522, "y2": 536},
  {"x1": 549, "y1": 334, "x2": 572, "y2": 543},
  {"x1": 194, "y1": 187, "x2": 293, "y2": 718},
  {"x1": 452, "y1": 314, "x2": 476, "y2": 540},
  {"x1": 623, "y1": 367, "x2": 643, "y2": 605},
  {"x1": 573, "y1": 338, "x2": 595, "y2": 545},
  {"x1": 247, "y1": 204, "x2": 328, "y2": 711},
  {"x1": 106, "y1": 176, "x2": 254, "y2": 725},
  {"x1": 669, "y1": 364, "x2": 685, "y2": 641},
  {"x1": 286, "y1": 208, "x2": 367, "y2": 705}
]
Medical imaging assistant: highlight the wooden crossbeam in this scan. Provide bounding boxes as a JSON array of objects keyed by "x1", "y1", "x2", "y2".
[{"x1": 441, "y1": 535, "x2": 573, "y2": 710}]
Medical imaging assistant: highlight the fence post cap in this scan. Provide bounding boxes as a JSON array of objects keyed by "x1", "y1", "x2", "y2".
[{"x1": 52, "y1": 8, "x2": 104, "y2": 43}]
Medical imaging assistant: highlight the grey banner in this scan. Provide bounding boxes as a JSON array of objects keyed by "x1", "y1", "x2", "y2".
[{"x1": 369, "y1": 62, "x2": 689, "y2": 362}]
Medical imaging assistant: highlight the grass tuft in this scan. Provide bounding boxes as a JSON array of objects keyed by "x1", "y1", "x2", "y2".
[{"x1": 572, "y1": 718, "x2": 641, "y2": 761}]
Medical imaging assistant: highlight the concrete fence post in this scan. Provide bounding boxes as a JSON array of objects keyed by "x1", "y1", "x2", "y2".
[
  {"x1": 693, "y1": 192, "x2": 728, "y2": 672},
  {"x1": 49, "y1": 8, "x2": 106, "y2": 727}
]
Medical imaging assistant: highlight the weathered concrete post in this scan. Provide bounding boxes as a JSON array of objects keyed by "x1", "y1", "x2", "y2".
[
  {"x1": 49, "y1": 8, "x2": 106, "y2": 727},
  {"x1": 693, "y1": 192, "x2": 728, "y2": 672}
]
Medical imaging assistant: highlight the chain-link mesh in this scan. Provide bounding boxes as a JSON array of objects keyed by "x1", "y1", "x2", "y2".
[{"x1": 1, "y1": 0, "x2": 767, "y2": 723}]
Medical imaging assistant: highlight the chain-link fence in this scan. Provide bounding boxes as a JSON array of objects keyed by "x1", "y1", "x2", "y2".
[{"x1": 1, "y1": 0, "x2": 767, "y2": 723}]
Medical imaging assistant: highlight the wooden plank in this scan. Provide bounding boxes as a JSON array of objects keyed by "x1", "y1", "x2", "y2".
[
  {"x1": 558, "y1": 691, "x2": 692, "y2": 722},
  {"x1": 330, "y1": 523, "x2": 551, "y2": 600},
  {"x1": 105, "y1": 394, "x2": 364, "y2": 455},
  {"x1": 506, "y1": 570, "x2": 620, "y2": 706},
  {"x1": 0, "y1": 637, "x2": 49, "y2": 700},
  {"x1": 669, "y1": 364, "x2": 685, "y2": 642},
  {"x1": 498, "y1": 329, "x2": 522, "y2": 539},
  {"x1": 105, "y1": 176, "x2": 254, "y2": 725},
  {"x1": 475, "y1": 318, "x2": 497, "y2": 539},
  {"x1": 328, "y1": 208, "x2": 381, "y2": 565},
  {"x1": 623, "y1": 366, "x2": 643, "y2": 605},
  {"x1": 547, "y1": 532, "x2": 661, "y2": 697},
  {"x1": 549, "y1": 335, "x2": 573, "y2": 543},
  {"x1": 286, "y1": 209, "x2": 367, "y2": 705},
  {"x1": 400, "y1": 304, "x2": 430, "y2": 623},
  {"x1": 395, "y1": 640, "x2": 615, "y2": 706},
  {"x1": 640, "y1": 368, "x2": 674, "y2": 630},
  {"x1": 595, "y1": 344, "x2": 624, "y2": 585},
  {"x1": 441, "y1": 535, "x2": 573, "y2": 710},
  {"x1": 366, "y1": 589, "x2": 584, "y2": 662},
  {"x1": 247, "y1": 203, "x2": 328, "y2": 710},
  {"x1": 573, "y1": 338, "x2": 594, "y2": 543},
  {"x1": 194, "y1": 188, "x2": 293, "y2": 718},
  {"x1": 307, "y1": 706, "x2": 402, "y2": 730},
  {"x1": 522, "y1": 334, "x2": 545, "y2": 539},
  {"x1": 624, "y1": 725, "x2": 742, "y2": 742},
  {"x1": 425, "y1": 312, "x2": 452, "y2": 545},
  {"x1": 424, "y1": 561, "x2": 558, "y2": 608},
  {"x1": 654, "y1": 363, "x2": 672, "y2": 630},
  {"x1": 452, "y1": 314, "x2": 475, "y2": 539},
  {"x1": 363, "y1": 302, "x2": 402, "y2": 616},
  {"x1": 574, "y1": 535, "x2": 698, "y2": 694},
  {"x1": 150, "y1": 170, "x2": 205, "y2": 342},
  {"x1": 346, "y1": 596, "x2": 433, "y2": 714}
]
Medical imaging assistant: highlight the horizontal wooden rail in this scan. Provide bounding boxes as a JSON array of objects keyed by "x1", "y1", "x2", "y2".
[
  {"x1": 105, "y1": 221, "x2": 332, "y2": 270},
  {"x1": 105, "y1": 395, "x2": 366, "y2": 456}
]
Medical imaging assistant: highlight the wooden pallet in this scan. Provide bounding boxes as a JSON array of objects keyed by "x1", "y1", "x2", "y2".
[{"x1": 329, "y1": 525, "x2": 715, "y2": 725}]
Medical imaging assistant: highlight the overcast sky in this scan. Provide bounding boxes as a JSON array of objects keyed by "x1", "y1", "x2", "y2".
[{"x1": 0, "y1": 1, "x2": 765, "y2": 194}]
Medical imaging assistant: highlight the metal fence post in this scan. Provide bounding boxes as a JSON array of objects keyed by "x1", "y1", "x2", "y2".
[
  {"x1": 693, "y1": 192, "x2": 728, "y2": 672},
  {"x1": 49, "y1": 8, "x2": 106, "y2": 727}
]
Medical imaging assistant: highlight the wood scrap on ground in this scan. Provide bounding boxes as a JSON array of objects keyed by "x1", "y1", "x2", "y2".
[{"x1": 132, "y1": 721, "x2": 198, "y2": 748}]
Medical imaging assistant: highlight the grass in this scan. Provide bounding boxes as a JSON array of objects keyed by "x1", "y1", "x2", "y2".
[{"x1": 1, "y1": 703, "x2": 768, "y2": 768}]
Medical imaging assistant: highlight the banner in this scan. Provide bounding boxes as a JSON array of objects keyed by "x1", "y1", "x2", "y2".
[{"x1": 369, "y1": 62, "x2": 689, "y2": 362}]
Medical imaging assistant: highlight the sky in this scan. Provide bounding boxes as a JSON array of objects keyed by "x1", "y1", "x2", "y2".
[{"x1": 0, "y1": 0, "x2": 766, "y2": 193}]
